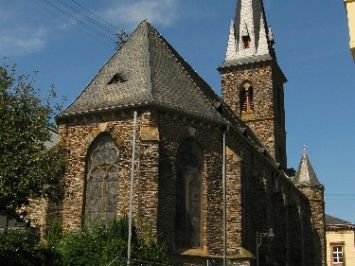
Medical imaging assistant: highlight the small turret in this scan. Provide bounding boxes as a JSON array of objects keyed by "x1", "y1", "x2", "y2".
[
  {"x1": 294, "y1": 147, "x2": 326, "y2": 266},
  {"x1": 294, "y1": 147, "x2": 322, "y2": 187}
]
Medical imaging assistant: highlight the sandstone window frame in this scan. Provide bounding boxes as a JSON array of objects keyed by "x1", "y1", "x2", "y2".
[
  {"x1": 83, "y1": 133, "x2": 120, "y2": 225},
  {"x1": 331, "y1": 243, "x2": 345, "y2": 266},
  {"x1": 240, "y1": 81, "x2": 255, "y2": 114},
  {"x1": 175, "y1": 138, "x2": 204, "y2": 250}
]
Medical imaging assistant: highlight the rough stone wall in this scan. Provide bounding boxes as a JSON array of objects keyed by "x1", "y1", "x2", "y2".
[
  {"x1": 56, "y1": 110, "x2": 160, "y2": 234},
  {"x1": 222, "y1": 126, "x2": 314, "y2": 266},
  {"x1": 298, "y1": 185, "x2": 326, "y2": 266},
  {"x1": 245, "y1": 119, "x2": 275, "y2": 159},
  {"x1": 226, "y1": 147, "x2": 243, "y2": 251},
  {"x1": 288, "y1": 204, "x2": 303, "y2": 266},
  {"x1": 157, "y1": 111, "x2": 223, "y2": 255},
  {"x1": 22, "y1": 199, "x2": 48, "y2": 237},
  {"x1": 221, "y1": 64, "x2": 274, "y2": 119},
  {"x1": 220, "y1": 62, "x2": 287, "y2": 168},
  {"x1": 36, "y1": 107, "x2": 322, "y2": 266},
  {"x1": 271, "y1": 191, "x2": 287, "y2": 265},
  {"x1": 302, "y1": 203, "x2": 316, "y2": 266}
]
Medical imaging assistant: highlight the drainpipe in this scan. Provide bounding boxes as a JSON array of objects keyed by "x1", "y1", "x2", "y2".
[
  {"x1": 127, "y1": 110, "x2": 138, "y2": 266},
  {"x1": 222, "y1": 123, "x2": 230, "y2": 266}
]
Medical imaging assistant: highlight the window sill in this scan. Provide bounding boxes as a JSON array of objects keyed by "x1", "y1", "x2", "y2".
[{"x1": 241, "y1": 112, "x2": 256, "y2": 121}]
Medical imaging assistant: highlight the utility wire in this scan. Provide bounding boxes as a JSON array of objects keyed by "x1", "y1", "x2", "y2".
[
  {"x1": 47, "y1": 0, "x2": 116, "y2": 42},
  {"x1": 35, "y1": 0, "x2": 117, "y2": 45},
  {"x1": 70, "y1": 0, "x2": 118, "y2": 35},
  {"x1": 56, "y1": 0, "x2": 117, "y2": 40},
  {"x1": 38, "y1": 0, "x2": 115, "y2": 44}
]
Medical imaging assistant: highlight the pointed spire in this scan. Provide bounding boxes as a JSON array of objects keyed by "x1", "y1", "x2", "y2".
[
  {"x1": 294, "y1": 147, "x2": 322, "y2": 186},
  {"x1": 224, "y1": 0, "x2": 275, "y2": 65}
]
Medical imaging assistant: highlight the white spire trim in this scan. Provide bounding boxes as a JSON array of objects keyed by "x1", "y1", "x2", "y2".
[
  {"x1": 225, "y1": 20, "x2": 238, "y2": 62},
  {"x1": 256, "y1": 12, "x2": 270, "y2": 56},
  {"x1": 232, "y1": 0, "x2": 272, "y2": 61}
]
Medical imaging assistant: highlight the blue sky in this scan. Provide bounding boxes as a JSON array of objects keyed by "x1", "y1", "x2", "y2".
[{"x1": 1, "y1": 0, "x2": 354, "y2": 223}]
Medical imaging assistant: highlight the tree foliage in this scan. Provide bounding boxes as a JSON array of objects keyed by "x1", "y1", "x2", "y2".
[
  {"x1": 0, "y1": 217, "x2": 170, "y2": 266},
  {"x1": 0, "y1": 227, "x2": 54, "y2": 266},
  {"x1": 48, "y1": 217, "x2": 170, "y2": 266},
  {"x1": 0, "y1": 64, "x2": 64, "y2": 217}
]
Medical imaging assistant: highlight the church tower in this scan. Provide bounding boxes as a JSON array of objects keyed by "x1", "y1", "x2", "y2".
[{"x1": 219, "y1": 0, "x2": 287, "y2": 168}]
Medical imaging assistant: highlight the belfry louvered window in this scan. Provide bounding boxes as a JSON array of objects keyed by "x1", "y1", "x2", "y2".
[
  {"x1": 242, "y1": 35, "x2": 251, "y2": 49},
  {"x1": 175, "y1": 139, "x2": 203, "y2": 249},
  {"x1": 240, "y1": 81, "x2": 255, "y2": 113},
  {"x1": 85, "y1": 134, "x2": 119, "y2": 224}
]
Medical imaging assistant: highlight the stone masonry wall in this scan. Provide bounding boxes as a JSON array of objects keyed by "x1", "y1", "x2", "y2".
[
  {"x1": 157, "y1": 111, "x2": 223, "y2": 255},
  {"x1": 56, "y1": 109, "x2": 160, "y2": 234},
  {"x1": 298, "y1": 186, "x2": 326, "y2": 266},
  {"x1": 222, "y1": 124, "x2": 314, "y2": 266},
  {"x1": 46, "y1": 107, "x2": 322, "y2": 266},
  {"x1": 220, "y1": 62, "x2": 287, "y2": 168}
]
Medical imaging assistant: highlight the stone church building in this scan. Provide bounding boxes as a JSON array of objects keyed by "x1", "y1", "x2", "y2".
[{"x1": 34, "y1": 0, "x2": 327, "y2": 265}]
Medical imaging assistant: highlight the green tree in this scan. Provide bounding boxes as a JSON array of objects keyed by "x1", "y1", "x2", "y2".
[
  {"x1": 0, "y1": 227, "x2": 55, "y2": 266},
  {"x1": 0, "y1": 64, "x2": 64, "y2": 219},
  {"x1": 52, "y1": 217, "x2": 170, "y2": 266}
]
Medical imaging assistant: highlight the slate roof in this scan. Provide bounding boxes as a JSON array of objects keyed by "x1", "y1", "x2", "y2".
[
  {"x1": 293, "y1": 151, "x2": 322, "y2": 186},
  {"x1": 58, "y1": 20, "x2": 224, "y2": 124},
  {"x1": 325, "y1": 214, "x2": 355, "y2": 230},
  {"x1": 325, "y1": 214, "x2": 352, "y2": 225}
]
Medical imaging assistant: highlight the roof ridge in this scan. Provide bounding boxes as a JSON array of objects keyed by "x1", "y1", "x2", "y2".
[
  {"x1": 141, "y1": 20, "x2": 155, "y2": 104},
  {"x1": 145, "y1": 21, "x2": 158, "y2": 104},
  {"x1": 145, "y1": 22, "x2": 224, "y2": 122}
]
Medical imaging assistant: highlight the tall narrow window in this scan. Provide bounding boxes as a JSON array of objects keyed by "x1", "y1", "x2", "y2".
[
  {"x1": 175, "y1": 139, "x2": 203, "y2": 249},
  {"x1": 332, "y1": 245, "x2": 344, "y2": 265},
  {"x1": 85, "y1": 134, "x2": 119, "y2": 224},
  {"x1": 240, "y1": 82, "x2": 255, "y2": 113}
]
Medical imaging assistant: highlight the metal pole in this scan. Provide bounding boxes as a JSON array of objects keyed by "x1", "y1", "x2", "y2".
[
  {"x1": 222, "y1": 129, "x2": 227, "y2": 266},
  {"x1": 127, "y1": 111, "x2": 137, "y2": 266}
]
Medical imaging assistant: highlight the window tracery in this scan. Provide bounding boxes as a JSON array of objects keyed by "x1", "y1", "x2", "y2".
[{"x1": 85, "y1": 134, "x2": 119, "y2": 224}]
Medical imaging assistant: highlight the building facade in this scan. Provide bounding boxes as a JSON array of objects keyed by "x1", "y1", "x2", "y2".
[
  {"x1": 326, "y1": 215, "x2": 355, "y2": 266},
  {"x1": 345, "y1": 0, "x2": 355, "y2": 60},
  {"x1": 29, "y1": 1, "x2": 327, "y2": 265}
]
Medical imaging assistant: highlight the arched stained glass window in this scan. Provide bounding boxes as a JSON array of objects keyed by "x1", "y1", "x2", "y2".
[
  {"x1": 175, "y1": 139, "x2": 203, "y2": 249},
  {"x1": 85, "y1": 134, "x2": 119, "y2": 224}
]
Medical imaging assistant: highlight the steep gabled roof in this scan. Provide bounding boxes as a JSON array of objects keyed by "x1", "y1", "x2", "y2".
[{"x1": 58, "y1": 21, "x2": 224, "y2": 124}]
